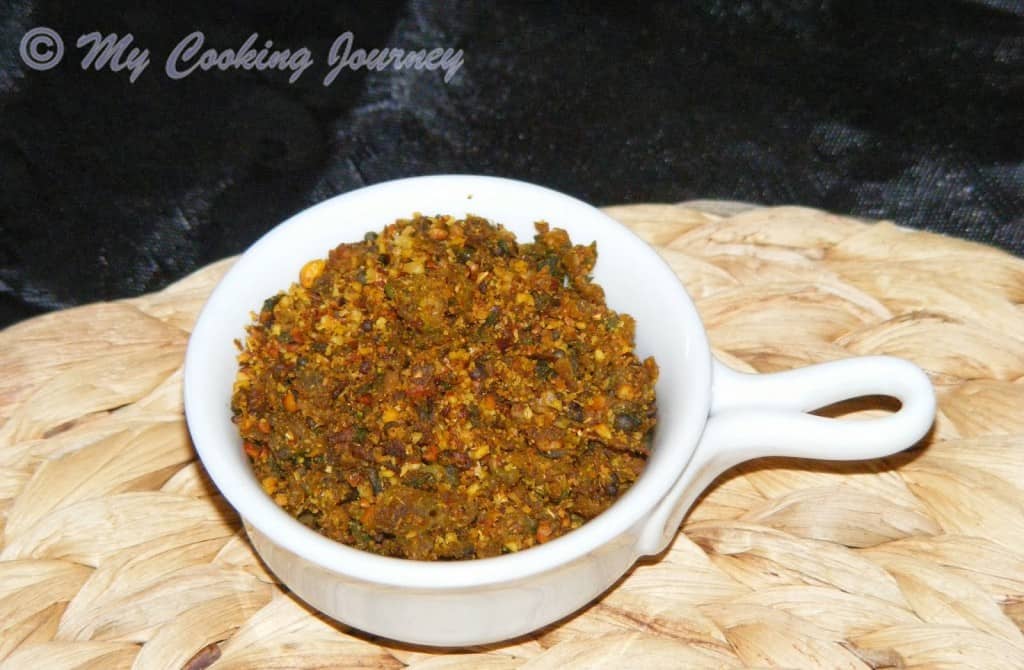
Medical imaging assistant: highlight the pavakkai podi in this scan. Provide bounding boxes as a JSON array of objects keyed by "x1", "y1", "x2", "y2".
[{"x1": 231, "y1": 214, "x2": 658, "y2": 560}]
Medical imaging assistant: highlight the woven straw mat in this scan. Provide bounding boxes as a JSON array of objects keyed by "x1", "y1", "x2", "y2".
[{"x1": 2, "y1": 202, "x2": 1023, "y2": 670}]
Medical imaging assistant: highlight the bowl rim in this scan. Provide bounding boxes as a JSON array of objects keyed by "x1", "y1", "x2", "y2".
[{"x1": 184, "y1": 174, "x2": 712, "y2": 589}]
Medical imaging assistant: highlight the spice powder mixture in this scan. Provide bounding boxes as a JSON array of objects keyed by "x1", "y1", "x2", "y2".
[{"x1": 232, "y1": 214, "x2": 658, "y2": 560}]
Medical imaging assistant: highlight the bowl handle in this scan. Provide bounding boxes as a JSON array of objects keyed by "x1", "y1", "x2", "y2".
[{"x1": 637, "y1": 355, "x2": 935, "y2": 556}]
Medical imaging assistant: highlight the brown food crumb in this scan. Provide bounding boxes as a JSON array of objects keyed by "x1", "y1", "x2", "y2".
[{"x1": 232, "y1": 214, "x2": 658, "y2": 560}]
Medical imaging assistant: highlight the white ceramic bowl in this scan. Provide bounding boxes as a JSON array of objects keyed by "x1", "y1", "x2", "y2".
[{"x1": 184, "y1": 175, "x2": 936, "y2": 646}]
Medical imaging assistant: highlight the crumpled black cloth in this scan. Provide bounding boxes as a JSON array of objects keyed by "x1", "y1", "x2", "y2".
[{"x1": 2, "y1": 1, "x2": 1022, "y2": 327}]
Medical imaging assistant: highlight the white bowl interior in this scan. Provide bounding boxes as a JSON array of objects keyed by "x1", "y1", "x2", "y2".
[{"x1": 184, "y1": 175, "x2": 711, "y2": 587}]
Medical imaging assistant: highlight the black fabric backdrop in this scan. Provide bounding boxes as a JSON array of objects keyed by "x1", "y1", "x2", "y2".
[{"x1": 2, "y1": 1, "x2": 1022, "y2": 328}]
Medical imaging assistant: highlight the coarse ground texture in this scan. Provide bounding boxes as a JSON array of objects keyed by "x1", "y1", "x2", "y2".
[{"x1": 232, "y1": 215, "x2": 657, "y2": 559}]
